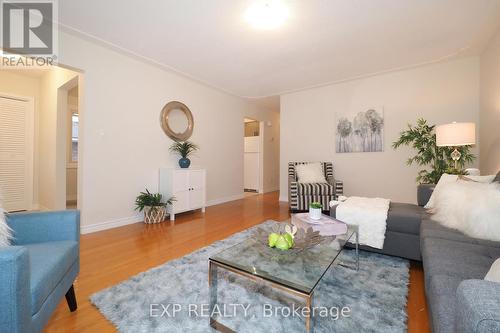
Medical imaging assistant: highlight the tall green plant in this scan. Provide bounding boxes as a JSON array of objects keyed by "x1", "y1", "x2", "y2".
[
  {"x1": 392, "y1": 118, "x2": 475, "y2": 184},
  {"x1": 169, "y1": 141, "x2": 199, "y2": 158}
]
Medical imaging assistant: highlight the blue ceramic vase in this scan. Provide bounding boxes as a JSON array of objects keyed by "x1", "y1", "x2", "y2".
[{"x1": 179, "y1": 157, "x2": 191, "y2": 168}]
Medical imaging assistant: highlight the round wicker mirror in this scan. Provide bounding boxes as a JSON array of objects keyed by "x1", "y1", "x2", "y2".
[{"x1": 160, "y1": 101, "x2": 194, "y2": 141}]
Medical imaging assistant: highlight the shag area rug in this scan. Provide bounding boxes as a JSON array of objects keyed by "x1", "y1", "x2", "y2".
[{"x1": 91, "y1": 220, "x2": 409, "y2": 332}]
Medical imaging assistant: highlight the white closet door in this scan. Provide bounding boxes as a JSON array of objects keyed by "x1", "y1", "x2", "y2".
[
  {"x1": 0, "y1": 96, "x2": 33, "y2": 212},
  {"x1": 172, "y1": 170, "x2": 190, "y2": 213},
  {"x1": 189, "y1": 170, "x2": 204, "y2": 190},
  {"x1": 189, "y1": 189, "x2": 204, "y2": 209},
  {"x1": 173, "y1": 170, "x2": 189, "y2": 192},
  {"x1": 173, "y1": 190, "x2": 190, "y2": 213}
]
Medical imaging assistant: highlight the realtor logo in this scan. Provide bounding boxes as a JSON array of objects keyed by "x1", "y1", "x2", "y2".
[{"x1": 1, "y1": 0, "x2": 56, "y2": 56}]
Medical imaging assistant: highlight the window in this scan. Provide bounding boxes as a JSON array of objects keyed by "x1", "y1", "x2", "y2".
[{"x1": 71, "y1": 112, "x2": 79, "y2": 162}]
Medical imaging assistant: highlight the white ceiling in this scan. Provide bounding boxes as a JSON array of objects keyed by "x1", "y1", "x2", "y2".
[{"x1": 58, "y1": 0, "x2": 500, "y2": 110}]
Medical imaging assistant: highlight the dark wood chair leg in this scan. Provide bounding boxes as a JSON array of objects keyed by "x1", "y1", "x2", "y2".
[{"x1": 65, "y1": 284, "x2": 78, "y2": 312}]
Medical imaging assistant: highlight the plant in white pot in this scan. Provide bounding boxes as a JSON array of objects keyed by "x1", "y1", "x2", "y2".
[
  {"x1": 135, "y1": 189, "x2": 175, "y2": 224},
  {"x1": 309, "y1": 202, "x2": 322, "y2": 220}
]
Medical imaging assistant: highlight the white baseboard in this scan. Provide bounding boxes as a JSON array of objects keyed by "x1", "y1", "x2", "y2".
[
  {"x1": 207, "y1": 193, "x2": 245, "y2": 207},
  {"x1": 279, "y1": 195, "x2": 288, "y2": 202},
  {"x1": 80, "y1": 193, "x2": 266, "y2": 235},
  {"x1": 263, "y1": 187, "x2": 280, "y2": 194},
  {"x1": 81, "y1": 214, "x2": 142, "y2": 234}
]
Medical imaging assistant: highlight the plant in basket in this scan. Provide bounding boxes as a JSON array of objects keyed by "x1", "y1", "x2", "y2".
[{"x1": 135, "y1": 189, "x2": 175, "y2": 224}]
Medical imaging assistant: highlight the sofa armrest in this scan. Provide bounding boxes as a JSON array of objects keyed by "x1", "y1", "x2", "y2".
[
  {"x1": 7, "y1": 210, "x2": 80, "y2": 245},
  {"x1": 456, "y1": 279, "x2": 500, "y2": 333},
  {"x1": 334, "y1": 180, "x2": 344, "y2": 199},
  {"x1": 326, "y1": 174, "x2": 334, "y2": 185},
  {"x1": 0, "y1": 246, "x2": 31, "y2": 333},
  {"x1": 288, "y1": 177, "x2": 299, "y2": 209}
]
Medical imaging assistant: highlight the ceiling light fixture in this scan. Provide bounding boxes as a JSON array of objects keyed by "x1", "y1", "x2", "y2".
[{"x1": 244, "y1": 0, "x2": 289, "y2": 30}]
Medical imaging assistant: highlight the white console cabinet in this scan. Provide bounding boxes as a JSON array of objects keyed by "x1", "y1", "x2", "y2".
[{"x1": 159, "y1": 168, "x2": 206, "y2": 221}]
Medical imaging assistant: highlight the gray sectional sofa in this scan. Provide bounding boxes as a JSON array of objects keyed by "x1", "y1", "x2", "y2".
[
  {"x1": 421, "y1": 218, "x2": 500, "y2": 332},
  {"x1": 346, "y1": 201, "x2": 426, "y2": 261},
  {"x1": 330, "y1": 173, "x2": 500, "y2": 332}
]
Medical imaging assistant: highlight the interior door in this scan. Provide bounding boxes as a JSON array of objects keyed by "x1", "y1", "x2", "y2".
[{"x1": 0, "y1": 96, "x2": 33, "y2": 212}]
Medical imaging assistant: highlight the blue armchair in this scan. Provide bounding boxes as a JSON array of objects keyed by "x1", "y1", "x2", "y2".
[{"x1": 0, "y1": 210, "x2": 80, "y2": 333}]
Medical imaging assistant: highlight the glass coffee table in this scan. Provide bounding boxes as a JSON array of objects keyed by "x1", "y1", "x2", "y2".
[{"x1": 208, "y1": 220, "x2": 359, "y2": 333}]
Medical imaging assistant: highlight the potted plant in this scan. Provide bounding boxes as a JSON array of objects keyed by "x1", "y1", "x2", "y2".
[
  {"x1": 309, "y1": 202, "x2": 322, "y2": 220},
  {"x1": 392, "y1": 118, "x2": 475, "y2": 184},
  {"x1": 392, "y1": 118, "x2": 475, "y2": 205},
  {"x1": 169, "y1": 141, "x2": 199, "y2": 168},
  {"x1": 135, "y1": 189, "x2": 175, "y2": 224}
]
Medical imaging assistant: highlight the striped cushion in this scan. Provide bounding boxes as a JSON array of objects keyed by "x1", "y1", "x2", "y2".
[
  {"x1": 298, "y1": 182, "x2": 334, "y2": 195},
  {"x1": 294, "y1": 195, "x2": 332, "y2": 211}
]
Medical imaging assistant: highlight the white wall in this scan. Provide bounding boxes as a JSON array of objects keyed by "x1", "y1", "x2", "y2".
[
  {"x1": 263, "y1": 112, "x2": 280, "y2": 192},
  {"x1": 280, "y1": 57, "x2": 480, "y2": 204},
  {"x1": 480, "y1": 27, "x2": 500, "y2": 174},
  {"x1": 57, "y1": 31, "x2": 279, "y2": 232}
]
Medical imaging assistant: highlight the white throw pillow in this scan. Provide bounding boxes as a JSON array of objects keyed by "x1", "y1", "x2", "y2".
[
  {"x1": 295, "y1": 163, "x2": 327, "y2": 183},
  {"x1": 485, "y1": 258, "x2": 500, "y2": 283},
  {"x1": 425, "y1": 173, "x2": 496, "y2": 209},
  {"x1": 431, "y1": 181, "x2": 500, "y2": 241}
]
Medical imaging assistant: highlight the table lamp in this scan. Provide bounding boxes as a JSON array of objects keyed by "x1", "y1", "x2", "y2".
[{"x1": 436, "y1": 122, "x2": 475, "y2": 169}]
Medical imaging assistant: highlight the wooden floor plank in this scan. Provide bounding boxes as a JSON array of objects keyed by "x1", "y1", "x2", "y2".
[{"x1": 43, "y1": 192, "x2": 429, "y2": 332}]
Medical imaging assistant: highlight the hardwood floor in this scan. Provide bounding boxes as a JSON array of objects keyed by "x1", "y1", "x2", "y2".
[{"x1": 43, "y1": 192, "x2": 429, "y2": 332}]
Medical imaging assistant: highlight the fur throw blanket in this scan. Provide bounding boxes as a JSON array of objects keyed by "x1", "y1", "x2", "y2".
[
  {"x1": 335, "y1": 196, "x2": 390, "y2": 249},
  {"x1": 431, "y1": 181, "x2": 500, "y2": 242}
]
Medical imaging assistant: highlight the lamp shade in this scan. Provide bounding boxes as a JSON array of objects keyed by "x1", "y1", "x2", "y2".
[{"x1": 436, "y1": 122, "x2": 475, "y2": 147}]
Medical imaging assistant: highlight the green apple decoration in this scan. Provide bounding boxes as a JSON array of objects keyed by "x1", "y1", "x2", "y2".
[
  {"x1": 283, "y1": 233, "x2": 294, "y2": 248},
  {"x1": 275, "y1": 235, "x2": 290, "y2": 250},
  {"x1": 268, "y1": 233, "x2": 280, "y2": 247},
  {"x1": 268, "y1": 225, "x2": 298, "y2": 251}
]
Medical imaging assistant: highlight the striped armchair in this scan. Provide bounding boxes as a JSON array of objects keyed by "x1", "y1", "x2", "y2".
[{"x1": 288, "y1": 162, "x2": 343, "y2": 212}]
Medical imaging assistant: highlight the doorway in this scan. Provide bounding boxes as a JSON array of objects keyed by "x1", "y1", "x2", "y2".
[
  {"x1": 244, "y1": 117, "x2": 264, "y2": 196},
  {"x1": 65, "y1": 85, "x2": 79, "y2": 209},
  {"x1": 0, "y1": 63, "x2": 82, "y2": 212}
]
